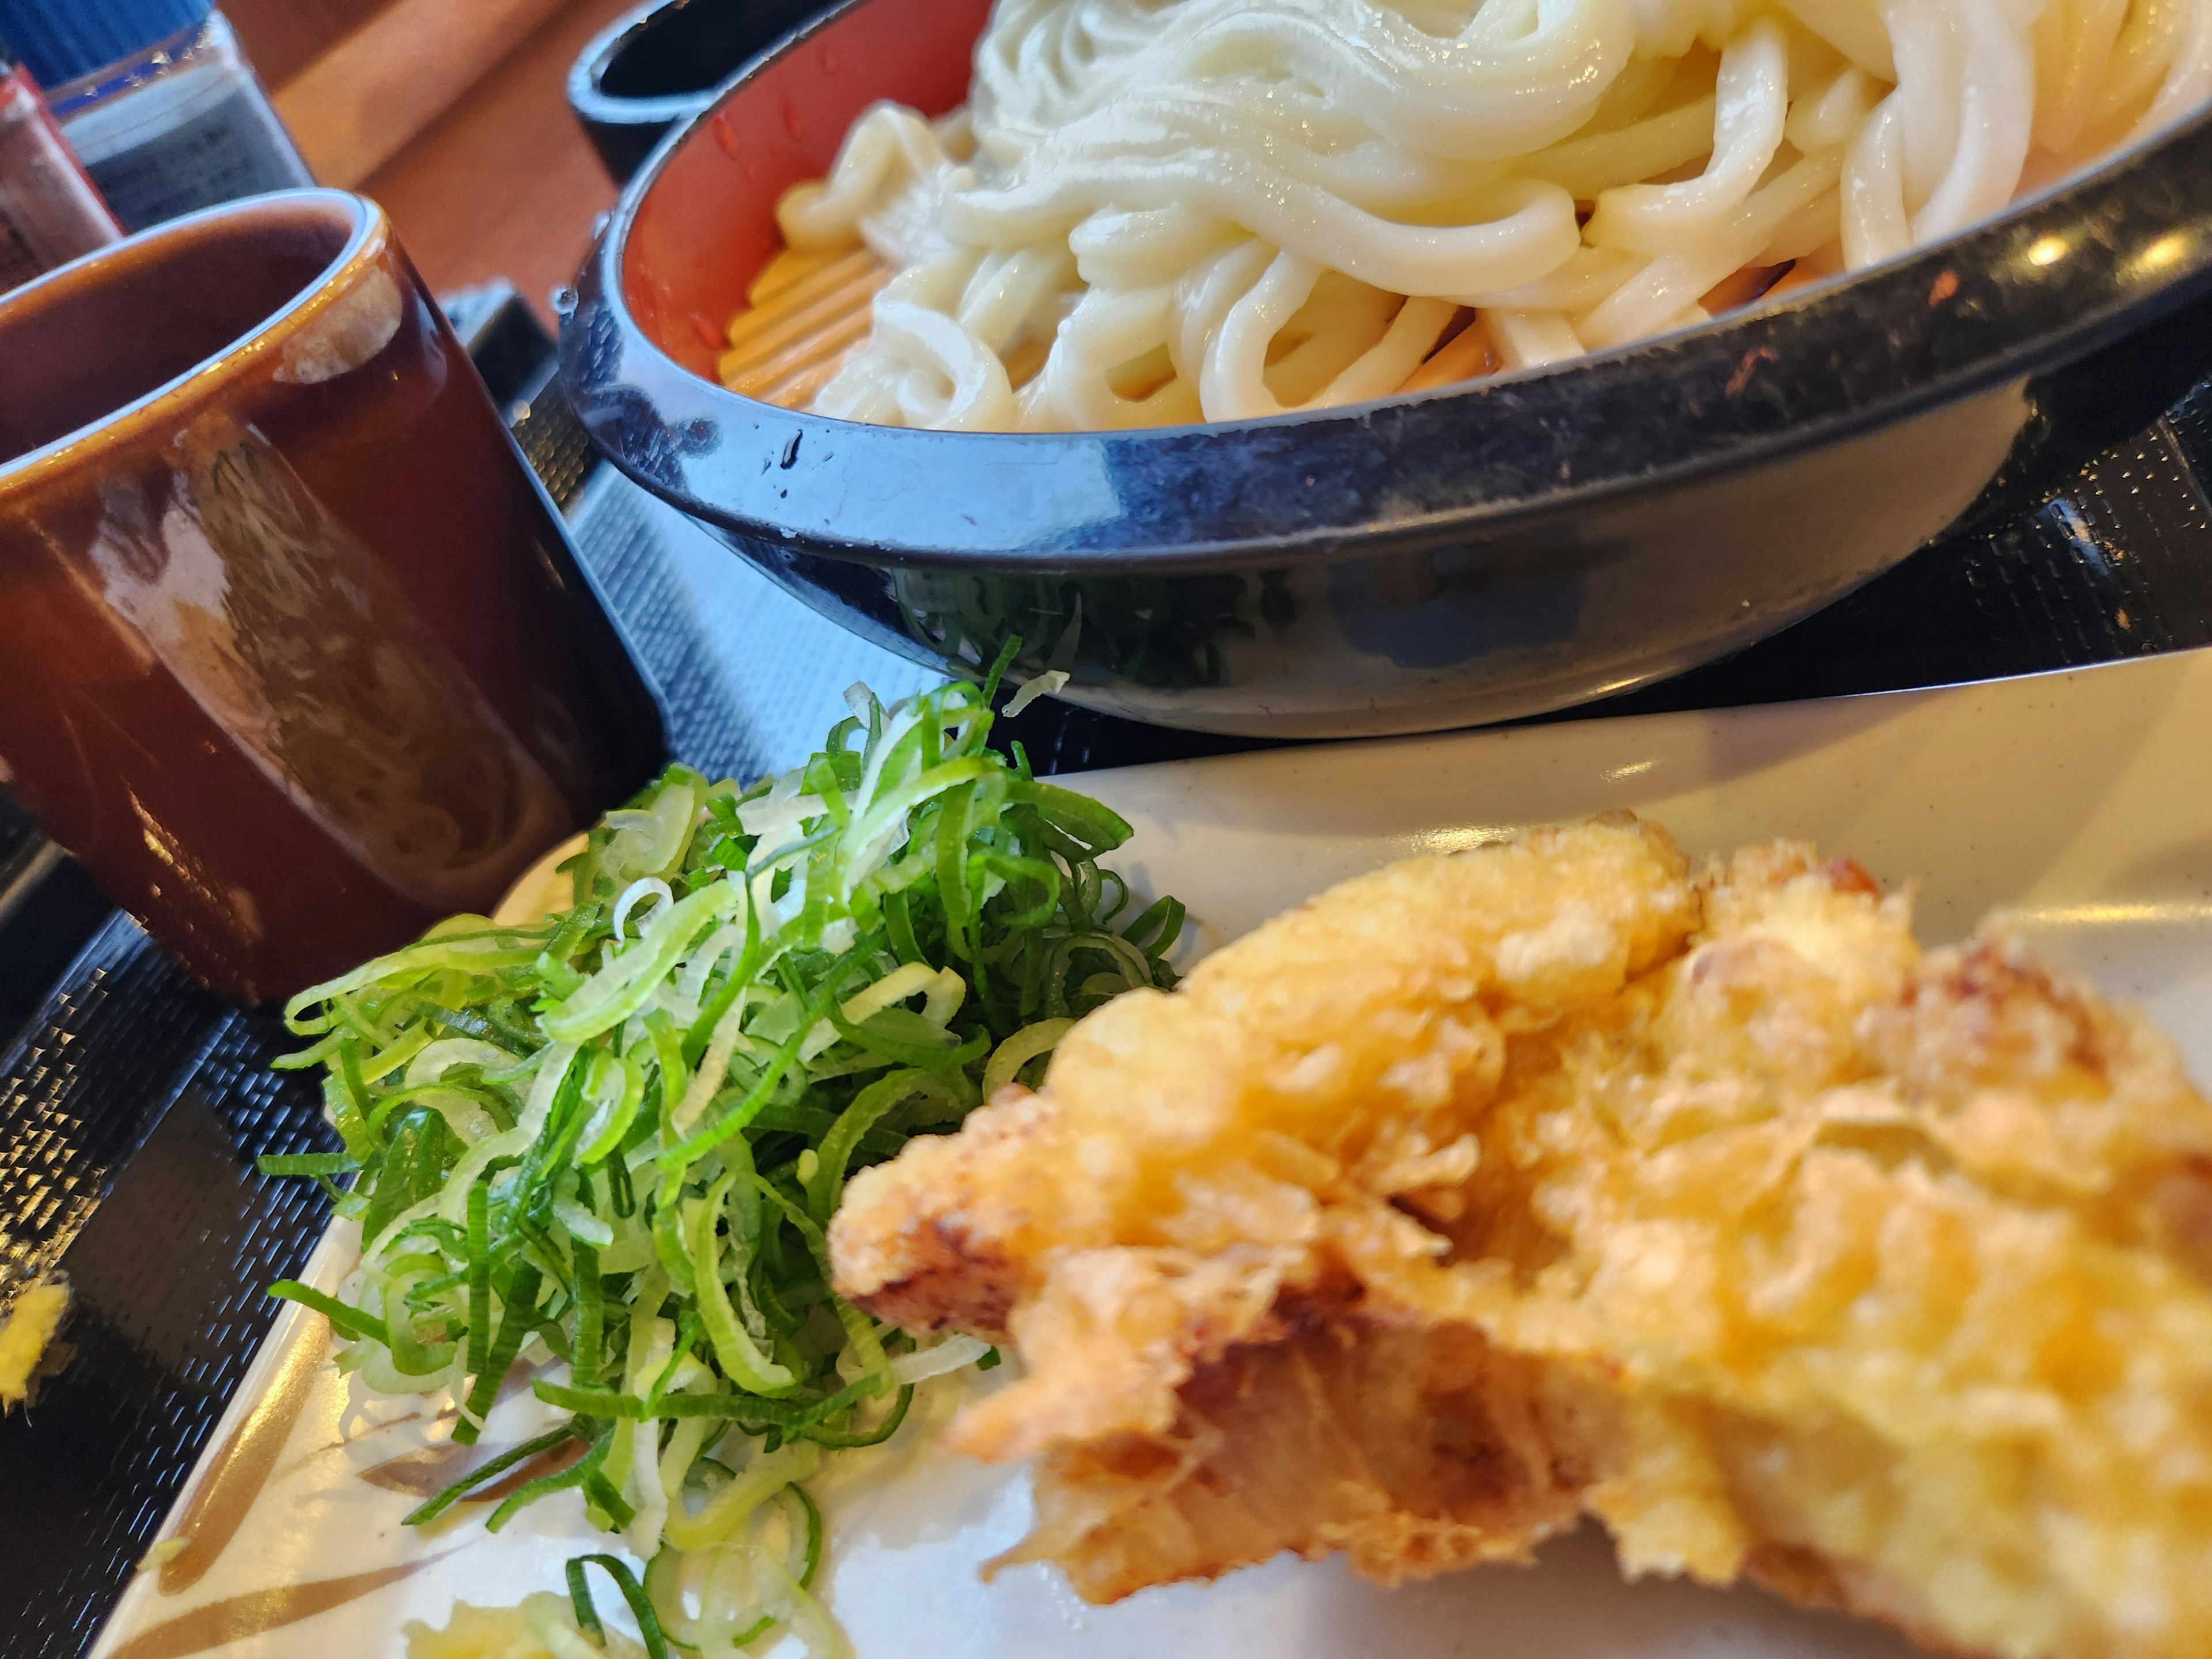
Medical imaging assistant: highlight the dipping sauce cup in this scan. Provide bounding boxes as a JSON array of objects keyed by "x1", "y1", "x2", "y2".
[{"x1": 0, "y1": 189, "x2": 665, "y2": 1002}]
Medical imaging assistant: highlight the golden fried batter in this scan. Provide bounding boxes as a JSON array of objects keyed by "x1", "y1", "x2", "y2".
[{"x1": 829, "y1": 817, "x2": 2212, "y2": 1659}]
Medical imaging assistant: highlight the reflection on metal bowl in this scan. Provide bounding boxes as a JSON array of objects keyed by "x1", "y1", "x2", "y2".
[{"x1": 559, "y1": 0, "x2": 2212, "y2": 737}]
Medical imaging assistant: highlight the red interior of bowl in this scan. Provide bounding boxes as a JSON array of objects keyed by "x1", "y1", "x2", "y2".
[{"x1": 622, "y1": 0, "x2": 993, "y2": 379}]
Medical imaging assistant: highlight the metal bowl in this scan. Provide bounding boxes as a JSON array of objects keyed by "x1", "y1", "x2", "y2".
[{"x1": 560, "y1": 0, "x2": 2212, "y2": 737}]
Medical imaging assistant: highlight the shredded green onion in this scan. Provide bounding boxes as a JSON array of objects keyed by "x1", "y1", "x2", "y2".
[{"x1": 260, "y1": 671, "x2": 1183, "y2": 1643}]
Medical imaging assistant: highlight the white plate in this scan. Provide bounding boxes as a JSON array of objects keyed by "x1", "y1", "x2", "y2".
[{"x1": 93, "y1": 649, "x2": 2212, "y2": 1659}]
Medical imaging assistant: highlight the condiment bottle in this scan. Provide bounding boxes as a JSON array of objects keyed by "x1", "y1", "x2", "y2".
[
  {"x1": 0, "y1": 0, "x2": 310, "y2": 233},
  {"x1": 0, "y1": 34, "x2": 119, "y2": 294}
]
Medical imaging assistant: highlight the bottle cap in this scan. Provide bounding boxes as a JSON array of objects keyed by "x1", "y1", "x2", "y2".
[{"x1": 0, "y1": 0, "x2": 211, "y2": 92}]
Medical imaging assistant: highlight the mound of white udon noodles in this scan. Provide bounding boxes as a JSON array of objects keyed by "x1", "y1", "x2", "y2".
[{"x1": 776, "y1": 0, "x2": 2212, "y2": 431}]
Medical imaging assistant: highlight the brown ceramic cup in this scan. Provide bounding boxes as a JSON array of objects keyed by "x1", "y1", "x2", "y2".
[{"x1": 0, "y1": 189, "x2": 665, "y2": 1002}]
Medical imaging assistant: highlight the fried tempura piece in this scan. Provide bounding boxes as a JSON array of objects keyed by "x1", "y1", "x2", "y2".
[{"x1": 829, "y1": 817, "x2": 2212, "y2": 1659}]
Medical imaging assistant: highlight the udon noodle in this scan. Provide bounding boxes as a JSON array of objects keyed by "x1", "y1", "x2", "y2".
[{"x1": 760, "y1": 0, "x2": 2212, "y2": 431}]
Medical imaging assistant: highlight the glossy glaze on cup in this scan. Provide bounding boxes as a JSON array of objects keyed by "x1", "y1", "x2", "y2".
[
  {"x1": 0, "y1": 191, "x2": 664, "y2": 1001},
  {"x1": 562, "y1": 0, "x2": 2212, "y2": 737}
]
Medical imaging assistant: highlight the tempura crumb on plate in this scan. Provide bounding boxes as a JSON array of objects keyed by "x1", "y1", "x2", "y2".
[
  {"x1": 403, "y1": 1595, "x2": 645, "y2": 1659},
  {"x1": 829, "y1": 816, "x2": 2212, "y2": 1659},
  {"x1": 0, "y1": 1277, "x2": 71, "y2": 1410}
]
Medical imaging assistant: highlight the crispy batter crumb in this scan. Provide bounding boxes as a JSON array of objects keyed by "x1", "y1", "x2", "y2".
[
  {"x1": 404, "y1": 1596, "x2": 644, "y2": 1659},
  {"x1": 0, "y1": 1278, "x2": 71, "y2": 1410}
]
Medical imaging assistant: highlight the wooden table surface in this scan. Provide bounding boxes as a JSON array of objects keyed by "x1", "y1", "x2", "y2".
[{"x1": 361, "y1": 0, "x2": 639, "y2": 328}]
